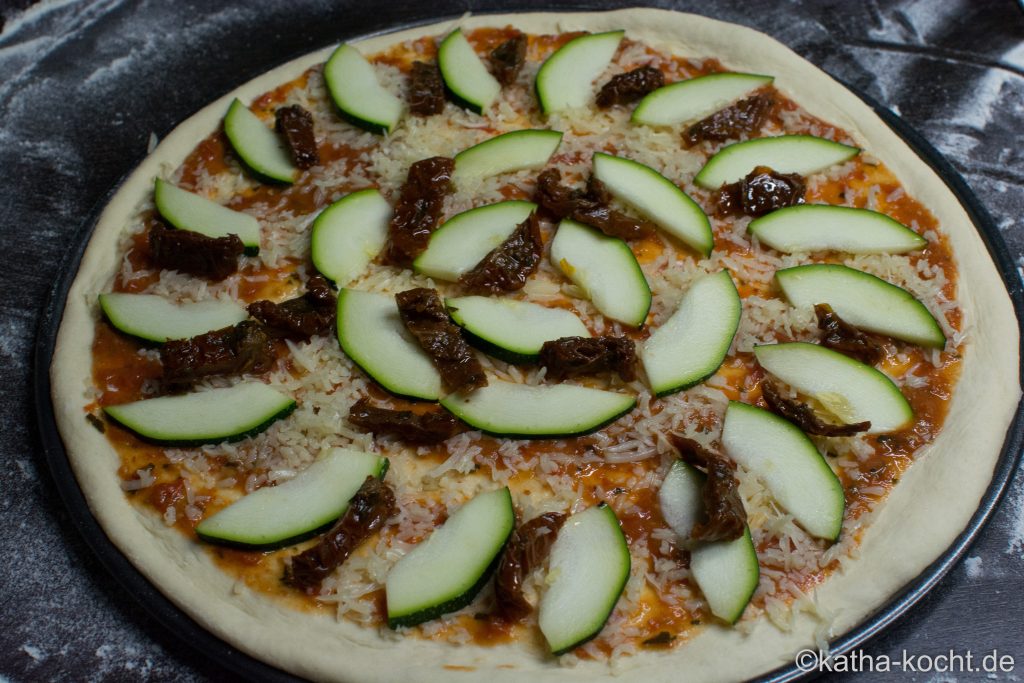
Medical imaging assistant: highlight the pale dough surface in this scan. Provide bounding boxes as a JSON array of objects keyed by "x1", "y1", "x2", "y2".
[{"x1": 50, "y1": 9, "x2": 1021, "y2": 682}]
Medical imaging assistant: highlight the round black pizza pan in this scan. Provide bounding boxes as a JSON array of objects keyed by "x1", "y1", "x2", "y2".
[{"x1": 31, "y1": 13, "x2": 1024, "y2": 683}]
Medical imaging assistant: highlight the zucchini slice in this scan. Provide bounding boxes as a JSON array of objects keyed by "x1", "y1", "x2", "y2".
[
  {"x1": 324, "y1": 44, "x2": 404, "y2": 134},
  {"x1": 658, "y1": 460, "x2": 759, "y2": 624},
  {"x1": 223, "y1": 99, "x2": 297, "y2": 184},
  {"x1": 336, "y1": 289, "x2": 441, "y2": 401},
  {"x1": 438, "y1": 29, "x2": 501, "y2": 113},
  {"x1": 445, "y1": 296, "x2": 590, "y2": 363},
  {"x1": 691, "y1": 528, "x2": 760, "y2": 624},
  {"x1": 413, "y1": 201, "x2": 537, "y2": 282},
  {"x1": 538, "y1": 504, "x2": 631, "y2": 654},
  {"x1": 658, "y1": 459, "x2": 705, "y2": 542},
  {"x1": 748, "y1": 204, "x2": 926, "y2": 254},
  {"x1": 775, "y1": 264, "x2": 945, "y2": 348},
  {"x1": 641, "y1": 270, "x2": 741, "y2": 396},
  {"x1": 104, "y1": 382, "x2": 295, "y2": 446},
  {"x1": 386, "y1": 487, "x2": 515, "y2": 628},
  {"x1": 153, "y1": 179, "x2": 261, "y2": 253},
  {"x1": 98, "y1": 293, "x2": 248, "y2": 343},
  {"x1": 439, "y1": 379, "x2": 635, "y2": 438},
  {"x1": 550, "y1": 219, "x2": 651, "y2": 327},
  {"x1": 196, "y1": 448, "x2": 387, "y2": 548},
  {"x1": 753, "y1": 342, "x2": 914, "y2": 434},
  {"x1": 311, "y1": 189, "x2": 392, "y2": 286},
  {"x1": 535, "y1": 30, "x2": 624, "y2": 113},
  {"x1": 722, "y1": 401, "x2": 845, "y2": 541},
  {"x1": 592, "y1": 152, "x2": 712, "y2": 256},
  {"x1": 694, "y1": 135, "x2": 860, "y2": 189},
  {"x1": 632, "y1": 72, "x2": 774, "y2": 127},
  {"x1": 453, "y1": 129, "x2": 563, "y2": 183}
]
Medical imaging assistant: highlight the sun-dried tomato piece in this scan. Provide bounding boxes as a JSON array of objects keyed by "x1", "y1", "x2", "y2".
[
  {"x1": 570, "y1": 201, "x2": 656, "y2": 241},
  {"x1": 494, "y1": 512, "x2": 566, "y2": 621},
  {"x1": 761, "y1": 379, "x2": 871, "y2": 436},
  {"x1": 459, "y1": 212, "x2": 544, "y2": 293},
  {"x1": 715, "y1": 165, "x2": 805, "y2": 218},
  {"x1": 247, "y1": 275, "x2": 336, "y2": 340},
  {"x1": 595, "y1": 66, "x2": 664, "y2": 108},
  {"x1": 408, "y1": 61, "x2": 446, "y2": 116},
  {"x1": 534, "y1": 167, "x2": 580, "y2": 217},
  {"x1": 539, "y1": 336, "x2": 637, "y2": 382},
  {"x1": 683, "y1": 91, "x2": 773, "y2": 147},
  {"x1": 160, "y1": 321, "x2": 275, "y2": 388},
  {"x1": 668, "y1": 436, "x2": 746, "y2": 543},
  {"x1": 576, "y1": 176, "x2": 656, "y2": 240},
  {"x1": 284, "y1": 476, "x2": 396, "y2": 595},
  {"x1": 488, "y1": 33, "x2": 527, "y2": 86},
  {"x1": 584, "y1": 173, "x2": 614, "y2": 204},
  {"x1": 347, "y1": 398, "x2": 462, "y2": 443},
  {"x1": 275, "y1": 104, "x2": 320, "y2": 169},
  {"x1": 396, "y1": 288, "x2": 487, "y2": 392},
  {"x1": 815, "y1": 303, "x2": 885, "y2": 365},
  {"x1": 383, "y1": 157, "x2": 454, "y2": 266},
  {"x1": 148, "y1": 222, "x2": 243, "y2": 281},
  {"x1": 535, "y1": 168, "x2": 654, "y2": 240}
]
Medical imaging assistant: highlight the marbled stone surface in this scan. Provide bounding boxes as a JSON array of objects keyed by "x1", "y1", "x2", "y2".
[{"x1": 1, "y1": 1, "x2": 1021, "y2": 680}]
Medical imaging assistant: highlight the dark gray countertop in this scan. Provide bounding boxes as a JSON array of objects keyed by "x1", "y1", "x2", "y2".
[{"x1": 1, "y1": 1, "x2": 1022, "y2": 681}]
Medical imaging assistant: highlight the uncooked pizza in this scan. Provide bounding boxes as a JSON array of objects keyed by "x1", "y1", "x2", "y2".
[{"x1": 50, "y1": 9, "x2": 1019, "y2": 683}]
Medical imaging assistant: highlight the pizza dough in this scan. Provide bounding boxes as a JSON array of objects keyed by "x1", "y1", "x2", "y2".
[{"x1": 50, "y1": 9, "x2": 1020, "y2": 682}]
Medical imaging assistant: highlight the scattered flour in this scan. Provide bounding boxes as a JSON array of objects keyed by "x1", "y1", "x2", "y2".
[
  {"x1": 963, "y1": 555, "x2": 983, "y2": 579},
  {"x1": 948, "y1": 47, "x2": 1022, "y2": 132},
  {"x1": 857, "y1": 2, "x2": 1023, "y2": 144},
  {"x1": 866, "y1": 0, "x2": 958, "y2": 42},
  {"x1": 81, "y1": 34, "x2": 157, "y2": 87},
  {"x1": 19, "y1": 644, "x2": 44, "y2": 661},
  {"x1": 0, "y1": 315, "x2": 30, "y2": 367},
  {"x1": 0, "y1": 0, "x2": 262, "y2": 128},
  {"x1": 0, "y1": 0, "x2": 129, "y2": 106}
]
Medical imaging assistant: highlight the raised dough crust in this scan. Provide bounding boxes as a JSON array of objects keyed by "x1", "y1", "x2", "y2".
[{"x1": 50, "y1": 9, "x2": 1020, "y2": 682}]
